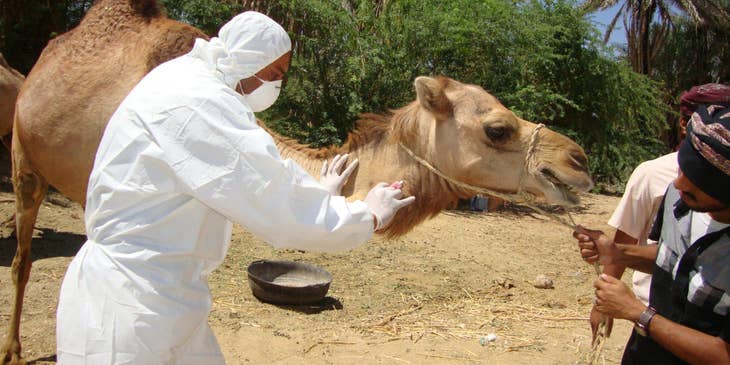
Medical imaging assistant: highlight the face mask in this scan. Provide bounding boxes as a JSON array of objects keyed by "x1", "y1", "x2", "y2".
[{"x1": 241, "y1": 77, "x2": 282, "y2": 112}]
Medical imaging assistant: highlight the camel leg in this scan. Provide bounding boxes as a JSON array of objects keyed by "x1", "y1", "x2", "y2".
[
  {"x1": 1, "y1": 139, "x2": 48, "y2": 365},
  {"x1": 1, "y1": 134, "x2": 15, "y2": 236}
]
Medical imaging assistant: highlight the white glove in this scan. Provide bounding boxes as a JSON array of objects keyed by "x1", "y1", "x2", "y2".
[
  {"x1": 319, "y1": 154, "x2": 358, "y2": 196},
  {"x1": 364, "y1": 181, "x2": 416, "y2": 232}
]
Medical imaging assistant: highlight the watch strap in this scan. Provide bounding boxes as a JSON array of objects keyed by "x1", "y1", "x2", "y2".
[{"x1": 634, "y1": 306, "x2": 657, "y2": 337}]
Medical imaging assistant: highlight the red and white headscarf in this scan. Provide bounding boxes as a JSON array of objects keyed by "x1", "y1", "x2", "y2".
[
  {"x1": 678, "y1": 104, "x2": 730, "y2": 204},
  {"x1": 679, "y1": 83, "x2": 730, "y2": 117}
]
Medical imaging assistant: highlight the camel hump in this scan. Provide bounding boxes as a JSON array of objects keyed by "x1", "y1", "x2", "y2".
[
  {"x1": 129, "y1": 0, "x2": 162, "y2": 18},
  {"x1": 145, "y1": 22, "x2": 208, "y2": 71},
  {"x1": 86, "y1": 0, "x2": 162, "y2": 19}
]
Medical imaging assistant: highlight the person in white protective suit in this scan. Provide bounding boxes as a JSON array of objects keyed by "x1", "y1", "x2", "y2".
[{"x1": 56, "y1": 11, "x2": 415, "y2": 364}]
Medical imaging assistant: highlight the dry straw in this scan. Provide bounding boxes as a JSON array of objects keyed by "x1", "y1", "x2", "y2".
[{"x1": 359, "y1": 296, "x2": 590, "y2": 350}]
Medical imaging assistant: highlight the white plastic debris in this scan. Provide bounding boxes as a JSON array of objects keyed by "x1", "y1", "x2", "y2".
[{"x1": 479, "y1": 333, "x2": 498, "y2": 346}]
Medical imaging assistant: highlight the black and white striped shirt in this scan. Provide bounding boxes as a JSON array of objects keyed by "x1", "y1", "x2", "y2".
[{"x1": 622, "y1": 185, "x2": 730, "y2": 365}]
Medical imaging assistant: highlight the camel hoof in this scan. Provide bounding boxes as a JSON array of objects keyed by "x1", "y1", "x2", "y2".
[
  {"x1": 1, "y1": 343, "x2": 26, "y2": 365},
  {"x1": 0, "y1": 353, "x2": 26, "y2": 365}
]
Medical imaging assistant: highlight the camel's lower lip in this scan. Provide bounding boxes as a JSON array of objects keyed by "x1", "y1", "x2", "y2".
[
  {"x1": 540, "y1": 169, "x2": 581, "y2": 205},
  {"x1": 559, "y1": 186, "x2": 581, "y2": 205}
]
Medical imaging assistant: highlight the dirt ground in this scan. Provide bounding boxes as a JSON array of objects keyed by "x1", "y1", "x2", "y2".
[{"x1": 0, "y1": 151, "x2": 635, "y2": 364}]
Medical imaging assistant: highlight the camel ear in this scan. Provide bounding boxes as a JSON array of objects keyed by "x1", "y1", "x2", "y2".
[{"x1": 414, "y1": 76, "x2": 452, "y2": 119}]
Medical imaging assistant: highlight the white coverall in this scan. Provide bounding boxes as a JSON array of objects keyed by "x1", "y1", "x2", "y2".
[{"x1": 56, "y1": 12, "x2": 374, "y2": 364}]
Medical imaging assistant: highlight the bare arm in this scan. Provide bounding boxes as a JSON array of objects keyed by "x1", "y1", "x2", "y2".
[
  {"x1": 574, "y1": 226, "x2": 656, "y2": 273},
  {"x1": 603, "y1": 229, "x2": 637, "y2": 277},
  {"x1": 649, "y1": 315, "x2": 730, "y2": 365},
  {"x1": 612, "y1": 243, "x2": 657, "y2": 274}
]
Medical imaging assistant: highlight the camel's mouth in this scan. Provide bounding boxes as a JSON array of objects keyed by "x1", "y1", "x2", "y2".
[{"x1": 536, "y1": 168, "x2": 585, "y2": 206}]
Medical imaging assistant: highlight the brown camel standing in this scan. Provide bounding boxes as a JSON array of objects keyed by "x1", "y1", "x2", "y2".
[
  {"x1": 2, "y1": 1, "x2": 592, "y2": 363},
  {"x1": 0, "y1": 53, "x2": 24, "y2": 148}
]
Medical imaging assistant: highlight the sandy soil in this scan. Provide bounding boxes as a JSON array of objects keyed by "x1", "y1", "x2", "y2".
[{"x1": 0, "y1": 153, "x2": 635, "y2": 364}]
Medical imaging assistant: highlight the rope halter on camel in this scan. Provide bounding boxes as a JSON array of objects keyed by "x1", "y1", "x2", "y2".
[
  {"x1": 398, "y1": 124, "x2": 543, "y2": 203},
  {"x1": 398, "y1": 123, "x2": 575, "y2": 229},
  {"x1": 398, "y1": 122, "x2": 574, "y2": 227}
]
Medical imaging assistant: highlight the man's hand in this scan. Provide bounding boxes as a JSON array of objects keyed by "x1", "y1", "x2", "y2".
[
  {"x1": 589, "y1": 304, "x2": 613, "y2": 342},
  {"x1": 573, "y1": 225, "x2": 621, "y2": 265},
  {"x1": 593, "y1": 274, "x2": 645, "y2": 321},
  {"x1": 319, "y1": 154, "x2": 358, "y2": 196}
]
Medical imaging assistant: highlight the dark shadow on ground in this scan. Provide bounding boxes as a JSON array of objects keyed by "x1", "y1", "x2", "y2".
[
  {"x1": 267, "y1": 296, "x2": 344, "y2": 315},
  {"x1": 448, "y1": 199, "x2": 590, "y2": 218},
  {"x1": 0, "y1": 229, "x2": 85, "y2": 266},
  {"x1": 27, "y1": 354, "x2": 57, "y2": 364}
]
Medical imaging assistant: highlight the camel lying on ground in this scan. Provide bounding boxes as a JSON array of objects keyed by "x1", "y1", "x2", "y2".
[
  {"x1": 2, "y1": 0, "x2": 593, "y2": 363},
  {"x1": 0, "y1": 54, "x2": 24, "y2": 148}
]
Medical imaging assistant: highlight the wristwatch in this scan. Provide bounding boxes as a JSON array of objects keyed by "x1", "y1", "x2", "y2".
[{"x1": 634, "y1": 306, "x2": 657, "y2": 337}]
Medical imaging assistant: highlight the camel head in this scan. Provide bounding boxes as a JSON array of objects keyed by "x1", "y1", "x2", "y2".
[{"x1": 395, "y1": 76, "x2": 593, "y2": 206}]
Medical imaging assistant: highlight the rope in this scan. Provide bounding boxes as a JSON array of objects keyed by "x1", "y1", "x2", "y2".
[
  {"x1": 398, "y1": 124, "x2": 543, "y2": 203},
  {"x1": 398, "y1": 123, "x2": 607, "y2": 363},
  {"x1": 517, "y1": 123, "x2": 544, "y2": 195},
  {"x1": 397, "y1": 123, "x2": 574, "y2": 228}
]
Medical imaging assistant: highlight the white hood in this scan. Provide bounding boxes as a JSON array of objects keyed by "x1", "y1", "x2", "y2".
[{"x1": 188, "y1": 11, "x2": 292, "y2": 88}]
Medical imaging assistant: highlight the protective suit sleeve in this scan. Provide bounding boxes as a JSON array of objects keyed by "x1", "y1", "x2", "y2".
[{"x1": 150, "y1": 98, "x2": 374, "y2": 253}]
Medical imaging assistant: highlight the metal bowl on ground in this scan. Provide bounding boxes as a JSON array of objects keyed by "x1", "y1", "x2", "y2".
[{"x1": 247, "y1": 260, "x2": 333, "y2": 305}]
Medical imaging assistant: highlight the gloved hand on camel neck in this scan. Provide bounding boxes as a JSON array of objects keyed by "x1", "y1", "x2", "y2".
[
  {"x1": 365, "y1": 181, "x2": 416, "y2": 232},
  {"x1": 319, "y1": 154, "x2": 358, "y2": 196}
]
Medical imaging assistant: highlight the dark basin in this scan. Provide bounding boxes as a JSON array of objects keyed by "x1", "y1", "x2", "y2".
[{"x1": 247, "y1": 259, "x2": 333, "y2": 305}]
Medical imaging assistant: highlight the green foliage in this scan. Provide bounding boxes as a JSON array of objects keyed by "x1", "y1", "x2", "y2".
[
  {"x1": 160, "y1": 0, "x2": 243, "y2": 35},
  {"x1": 261, "y1": 0, "x2": 364, "y2": 146},
  {"x1": 0, "y1": 0, "x2": 92, "y2": 74},
  {"x1": 653, "y1": 18, "x2": 729, "y2": 91},
  {"x1": 650, "y1": 15, "x2": 730, "y2": 147},
  {"x1": 263, "y1": 0, "x2": 669, "y2": 190},
  {"x1": 3, "y1": 0, "x2": 672, "y2": 190}
]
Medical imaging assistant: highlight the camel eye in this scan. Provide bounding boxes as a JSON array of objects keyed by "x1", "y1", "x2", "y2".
[{"x1": 484, "y1": 125, "x2": 509, "y2": 141}]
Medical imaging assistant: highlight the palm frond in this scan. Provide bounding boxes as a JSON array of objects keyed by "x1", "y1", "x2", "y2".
[
  {"x1": 581, "y1": 0, "x2": 622, "y2": 12},
  {"x1": 603, "y1": 3, "x2": 627, "y2": 43},
  {"x1": 670, "y1": 0, "x2": 702, "y2": 23}
]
